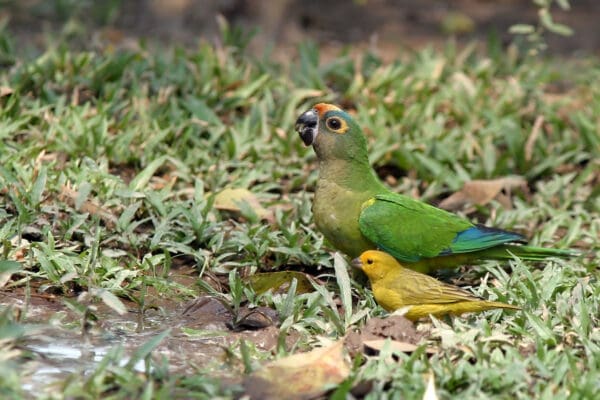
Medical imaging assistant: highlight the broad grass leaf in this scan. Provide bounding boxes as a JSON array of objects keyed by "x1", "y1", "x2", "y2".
[
  {"x1": 91, "y1": 288, "x2": 128, "y2": 315},
  {"x1": 333, "y1": 253, "x2": 352, "y2": 327}
]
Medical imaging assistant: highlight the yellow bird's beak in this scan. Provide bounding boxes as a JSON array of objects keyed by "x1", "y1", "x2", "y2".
[{"x1": 350, "y1": 257, "x2": 363, "y2": 270}]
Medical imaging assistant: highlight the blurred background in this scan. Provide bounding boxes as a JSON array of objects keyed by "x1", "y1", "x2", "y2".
[{"x1": 1, "y1": 0, "x2": 599, "y2": 59}]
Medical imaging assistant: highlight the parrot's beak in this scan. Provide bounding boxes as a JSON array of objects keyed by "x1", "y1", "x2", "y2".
[
  {"x1": 295, "y1": 109, "x2": 318, "y2": 146},
  {"x1": 350, "y1": 257, "x2": 363, "y2": 270}
]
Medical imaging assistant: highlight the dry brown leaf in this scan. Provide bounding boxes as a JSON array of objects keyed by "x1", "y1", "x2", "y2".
[
  {"x1": 438, "y1": 176, "x2": 527, "y2": 211},
  {"x1": 244, "y1": 340, "x2": 350, "y2": 400},
  {"x1": 0, "y1": 86, "x2": 14, "y2": 97},
  {"x1": 213, "y1": 188, "x2": 273, "y2": 222},
  {"x1": 0, "y1": 261, "x2": 21, "y2": 288},
  {"x1": 246, "y1": 271, "x2": 316, "y2": 295}
]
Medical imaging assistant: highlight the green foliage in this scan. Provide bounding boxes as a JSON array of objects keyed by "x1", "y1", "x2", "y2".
[{"x1": 0, "y1": 18, "x2": 598, "y2": 399}]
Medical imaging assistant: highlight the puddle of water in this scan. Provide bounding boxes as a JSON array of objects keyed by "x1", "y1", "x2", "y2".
[
  {"x1": 2, "y1": 294, "x2": 282, "y2": 397},
  {"x1": 20, "y1": 327, "x2": 154, "y2": 395}
]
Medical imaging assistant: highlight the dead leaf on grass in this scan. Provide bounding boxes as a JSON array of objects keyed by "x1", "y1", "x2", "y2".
[
  {"x1": 0, "y1": 260, "x2": 22, "y2": 288},
  {"x1": 213, "y1": 188, "x2": 273, "y2": 222},
  {"x1": 438, "y1": 176, "x2": 527, "y2": 211},
  {"x1": 246, "y1": 271, "x2": 315, "y2": 295},
  {"x1": 0, "y1": 86, "x2": 14, "y2": 97},
  {"x1": 244, "y1": 340, "x2": 350, "y2": 400}
]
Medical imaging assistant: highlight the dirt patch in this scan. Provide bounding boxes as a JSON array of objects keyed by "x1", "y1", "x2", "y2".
[
  {"x1": 1, "y1": 289, "x2": 296, "y2": 396},
  {"x1": 345, "y1": 315, "x2": 423, "y2": 356}
]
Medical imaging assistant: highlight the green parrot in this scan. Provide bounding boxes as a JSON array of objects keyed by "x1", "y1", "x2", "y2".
[{"x1": 295, "y1": 103, "x2": 577, "y2": 273}]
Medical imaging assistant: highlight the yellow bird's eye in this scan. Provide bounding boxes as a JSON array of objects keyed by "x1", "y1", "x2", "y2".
[
  {"x1": 366, "y1": 258, "x2": 373, "y2": 265},
  {"x1": 325, "y1": 117, "x2": 348, "y2": 134}
]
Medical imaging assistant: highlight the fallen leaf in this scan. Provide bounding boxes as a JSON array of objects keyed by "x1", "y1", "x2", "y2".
[
  {"x1": 244, "y1": 340, "x2": 350, "y2": 400},
  {"x1": 0, "y1": 260, "x2": 22, "y2": 288},
  {"x1": 246, "y1": 271, "x2": 315, "y2": 295},
  {"x1": 213, "y1": 188, "x2": 273, "y2": 222},
  {"x1": 0, "y1": 86, "x2": 13, "y2": 97},
  {"x1": 438, "y1": 176, "x2": 527, "y2": 211}
]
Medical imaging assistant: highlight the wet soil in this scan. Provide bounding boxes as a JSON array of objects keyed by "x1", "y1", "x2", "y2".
[
  {"x1": 0, "y1": 286, "x2": 286, "y2": 395},
  {"x1": 1, "y1": 284, "x2": 425, "y2": 397}
]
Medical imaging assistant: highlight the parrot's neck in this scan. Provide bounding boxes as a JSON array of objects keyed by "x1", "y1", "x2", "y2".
[{"x1": 318, "y1": 158, "x2": 385, "y2": 193}]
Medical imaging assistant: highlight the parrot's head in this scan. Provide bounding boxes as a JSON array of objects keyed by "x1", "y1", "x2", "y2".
[
  {"x1": 295, "y1": 103, "x2": 369, "y2": 163},
  {"x1": 351, "y1": 250, "x2": 398, "y2": 283}
]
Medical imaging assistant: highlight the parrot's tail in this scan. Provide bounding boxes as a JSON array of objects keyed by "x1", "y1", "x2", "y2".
[
  {"x1": 479, "y1": 245, "x2": 579, "y2": 261},
  {"x1": 408, "y1": 245, "x2": 580, "y2": 274}
]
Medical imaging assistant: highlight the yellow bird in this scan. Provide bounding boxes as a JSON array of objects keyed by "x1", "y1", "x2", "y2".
[{"x1": 352, "y1": 250, "x2": 520, "y2": 321}]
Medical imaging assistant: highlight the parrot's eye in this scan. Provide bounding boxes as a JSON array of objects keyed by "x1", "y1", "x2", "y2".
[
  {"x1": 327, "y1": 118, "x2": 341, "y2": 130},
  {"x1": 366, "y1": 259, "x2": 373, "y2": 265},
  {"x1": 325, "y1": 117, "x2": 348, "y2": 134}
]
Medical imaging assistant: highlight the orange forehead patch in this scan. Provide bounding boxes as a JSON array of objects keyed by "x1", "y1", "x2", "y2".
[{"x1": 314, "y1": 103, "x2": 342, "y2": 117}]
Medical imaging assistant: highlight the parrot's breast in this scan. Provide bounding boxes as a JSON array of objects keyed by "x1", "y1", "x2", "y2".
[{"x1": 312, "y1": 178, "x2": 375, "y2": 257}]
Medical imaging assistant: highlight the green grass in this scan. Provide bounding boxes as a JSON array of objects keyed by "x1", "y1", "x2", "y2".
[{"x1": 0, "y1": 20, "x2": 599, "y2": 399}]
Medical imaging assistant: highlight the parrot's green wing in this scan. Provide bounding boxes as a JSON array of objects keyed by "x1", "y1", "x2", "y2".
[{"x1": 358, "y1": 193, "x2": 525, "y2": 263}]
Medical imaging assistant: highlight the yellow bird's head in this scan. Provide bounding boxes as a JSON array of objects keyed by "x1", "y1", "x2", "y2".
[{"x1": 351, "y1": 250, "x2": 400, "y2": 283}]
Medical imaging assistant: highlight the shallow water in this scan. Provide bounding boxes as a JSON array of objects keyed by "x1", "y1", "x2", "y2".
[
  {"x1": 19, "y1": 317, "x2": 161, "y2": 395},
  {"x1": 3, "y1": 294, "x2": 280, "y2": 397}
]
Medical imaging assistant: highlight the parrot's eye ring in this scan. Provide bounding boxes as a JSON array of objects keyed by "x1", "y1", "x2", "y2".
[
  {"x1": 325, "y1": 117, "x2": 348, "y2": 134},
  {"x1": 366, "y1": 259, "x2": 373, "y2": 265}
]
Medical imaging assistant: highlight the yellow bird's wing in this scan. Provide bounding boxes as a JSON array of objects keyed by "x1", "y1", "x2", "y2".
[{"x1": 386, "y1": 267, "x2": 481, "y2": 305}]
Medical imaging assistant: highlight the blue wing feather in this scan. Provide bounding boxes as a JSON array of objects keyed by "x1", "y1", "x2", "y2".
[{"x1": 440, "y1": 225, "x2": 526, "y2": 255}]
